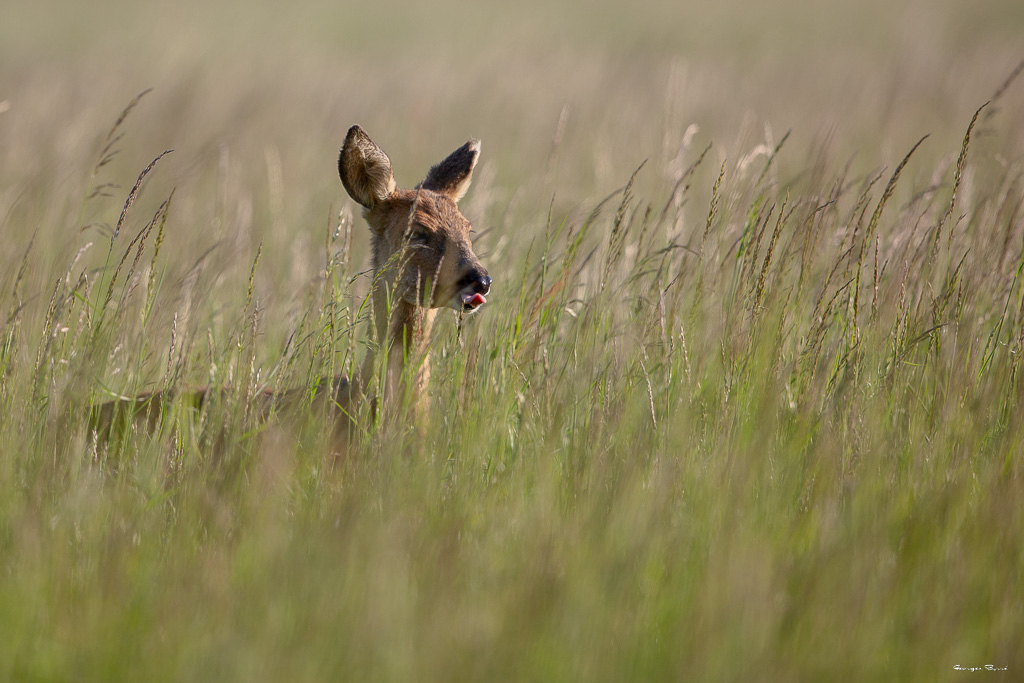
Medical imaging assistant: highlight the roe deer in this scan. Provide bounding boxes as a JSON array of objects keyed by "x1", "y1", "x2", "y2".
[{"x1": 92, "y1": 125, "x2": 490, "y2": 446}]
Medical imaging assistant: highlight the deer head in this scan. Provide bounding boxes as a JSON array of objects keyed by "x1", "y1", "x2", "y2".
[{"x1": 338, "y1": 125, "x2": 491, "y2": 313}]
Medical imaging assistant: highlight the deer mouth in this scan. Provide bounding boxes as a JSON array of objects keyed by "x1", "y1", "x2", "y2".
[{"x1": 460, "y1": 291, "x2": 487, "y2": 311}]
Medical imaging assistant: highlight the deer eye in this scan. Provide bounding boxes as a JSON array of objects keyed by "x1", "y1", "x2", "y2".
[{"x1": 407, "y1": 228, "x2": 430, "y2": 244}]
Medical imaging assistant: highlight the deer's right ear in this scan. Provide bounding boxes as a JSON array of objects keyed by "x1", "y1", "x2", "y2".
[
  {"x1": 420, "y1": 139, "x2": 480, "y2": 203},
  {"x1": 338, "y1": 125, "x2": 396, "y2": 208}
]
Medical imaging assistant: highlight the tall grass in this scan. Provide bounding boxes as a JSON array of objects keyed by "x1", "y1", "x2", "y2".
[{"x1": 2, "y1": 1, "x2": 1024, "y2": 680}]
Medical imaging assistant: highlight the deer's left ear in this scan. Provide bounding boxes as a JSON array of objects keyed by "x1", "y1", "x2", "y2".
[
  {"x1": 419, "y1": 139, "x2": 480, "y2": 203},
  {"x1": 339, "y1": 125, "x2": 396, "y2": 208}
]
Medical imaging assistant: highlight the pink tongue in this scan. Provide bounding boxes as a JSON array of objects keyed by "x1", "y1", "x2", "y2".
[{"x1": 463, "y1": 292, "x2": 487, "y2": 307}]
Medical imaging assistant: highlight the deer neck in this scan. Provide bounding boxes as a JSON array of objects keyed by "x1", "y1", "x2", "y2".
[{"x1": 362, "y1": 284, "x2": 436, "y2": 409}]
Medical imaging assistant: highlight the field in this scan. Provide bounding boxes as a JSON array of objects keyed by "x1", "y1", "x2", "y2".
[{"x1": 3, "y1": 0, "x2": 1024, "y2": 680}]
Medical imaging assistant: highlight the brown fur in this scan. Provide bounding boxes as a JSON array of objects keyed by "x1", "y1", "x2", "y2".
[{"x1": 93, "y1": 126, "x2": 490, "y2": 448}]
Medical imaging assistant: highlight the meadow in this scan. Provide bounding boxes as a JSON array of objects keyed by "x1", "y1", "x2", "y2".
[{"x1": 2, "y1": 0, "x2": 1024, "y2": 680}]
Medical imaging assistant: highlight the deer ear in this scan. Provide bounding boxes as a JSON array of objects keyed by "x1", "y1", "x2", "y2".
[
  {"x1": 338, "y1": 125, "x2": 396, "y2": 208},
  {"x1": 419, "y1": 139, "x2": 480, "y2": 203}
]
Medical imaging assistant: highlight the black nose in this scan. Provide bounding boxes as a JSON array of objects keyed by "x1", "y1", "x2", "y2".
[{"x1": 460, "y1": 270, "x2": 491, "y2": 295}]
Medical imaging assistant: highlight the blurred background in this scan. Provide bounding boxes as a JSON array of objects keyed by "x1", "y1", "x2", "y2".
[
  {"x1": 1, "y1": 0, "x2": 1021, "y2": 395},
  {"x1": 3, "y1": 0, "x2": 1023, "y2": 326},
  {"x1": 3, "y1": 3, "x2": 1024, "y2": 679},
  {"x1": 3, "y1": 0, "x2": 1023, "y2": 252}
]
